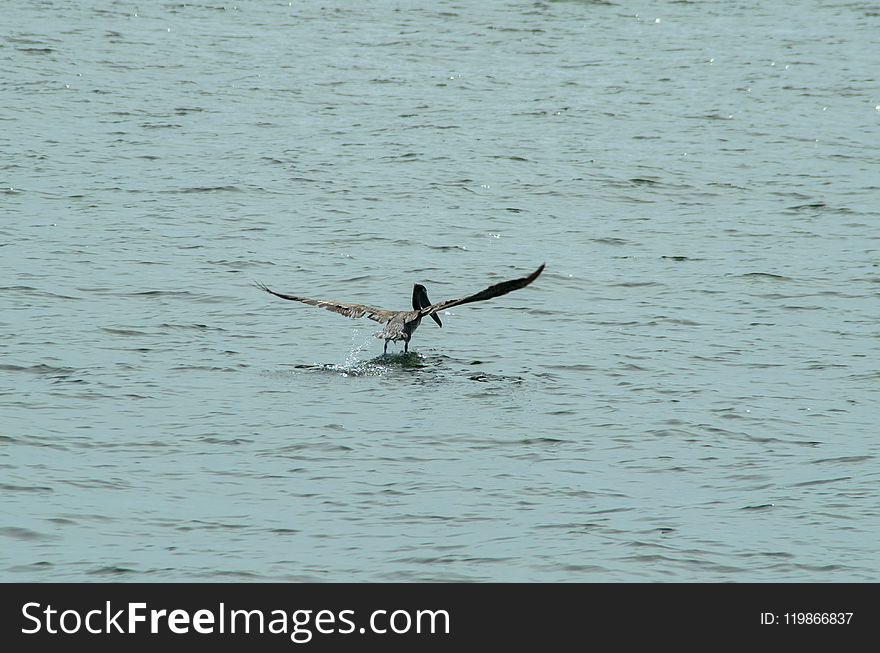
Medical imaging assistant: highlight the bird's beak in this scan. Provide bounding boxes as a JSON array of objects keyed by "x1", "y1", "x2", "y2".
[{"x1": 415, "y1": 286, "x2": 442, "y2": 327}]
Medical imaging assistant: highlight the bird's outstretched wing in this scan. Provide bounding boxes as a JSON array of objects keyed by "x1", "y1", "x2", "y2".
[
  {"x1": 255, "y1": 282, "x2": 394, "y2": 323},
  {"x1": 418, "y1": 263, "x2": 545, "y2": 317}
]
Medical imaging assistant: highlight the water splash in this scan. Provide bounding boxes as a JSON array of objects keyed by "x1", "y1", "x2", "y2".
[
  {"x1": 327, "y1": 330, "x2": 388, "y2": 376},
  {"x1": 341, "y1": 329, "x2": 375, "y2": 369}
]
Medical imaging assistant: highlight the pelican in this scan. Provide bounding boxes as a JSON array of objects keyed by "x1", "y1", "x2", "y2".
[{"x1": 256, "y1": 263, "x2": 545, "y2": 353}]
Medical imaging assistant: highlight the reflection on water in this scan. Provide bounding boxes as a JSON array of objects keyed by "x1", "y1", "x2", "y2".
[{"x1": 289, "y1": 351, "x2": 430, "y2": 377}]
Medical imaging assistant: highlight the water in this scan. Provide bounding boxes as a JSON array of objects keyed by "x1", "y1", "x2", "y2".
[{"x1": 2, "y1": 1, "x2": 878, "y2": 581}]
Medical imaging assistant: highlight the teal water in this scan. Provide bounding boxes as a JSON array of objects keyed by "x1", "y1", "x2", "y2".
[{"x1": 2, "y1": 1, "x2": 878, "y2": 581}]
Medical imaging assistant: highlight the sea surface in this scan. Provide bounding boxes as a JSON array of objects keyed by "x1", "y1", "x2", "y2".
[{"x1": 2, "y1": 1, "x2": 878, "y2": 581}]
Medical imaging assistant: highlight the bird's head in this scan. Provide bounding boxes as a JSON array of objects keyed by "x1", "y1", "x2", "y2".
[{"x1": 412, "y1": 283, "x2": 442, "y2": 327}]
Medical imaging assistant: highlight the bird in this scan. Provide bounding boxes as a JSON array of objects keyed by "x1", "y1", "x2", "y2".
[{"x1": 255, "y1": 263, "x2": 545, "y2": 354}]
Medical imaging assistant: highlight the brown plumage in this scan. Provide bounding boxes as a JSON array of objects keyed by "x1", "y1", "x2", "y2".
[{"x1": 256, "y1": 263, "x2": 545, "y2": 353}]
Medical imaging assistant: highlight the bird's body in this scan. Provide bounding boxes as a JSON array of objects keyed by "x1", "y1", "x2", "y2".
[
  {"x1": 256, "y1": 263, "x2": 544, "y2": 353},
  {"x1": 377, "y1": 310, "x2": 422, "y2": 347}
]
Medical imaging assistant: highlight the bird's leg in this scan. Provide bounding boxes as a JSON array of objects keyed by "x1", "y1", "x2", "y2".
[
  {"x1": 404, "y1": 340, "x2": 409, "y2": 353},
  {"x1": 384, "y1": 340, "x2": 388, "y2": 354}
]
